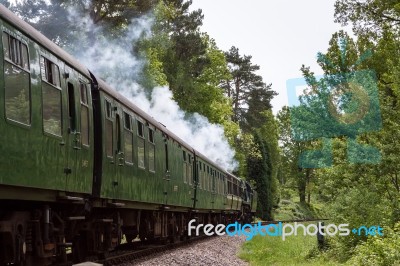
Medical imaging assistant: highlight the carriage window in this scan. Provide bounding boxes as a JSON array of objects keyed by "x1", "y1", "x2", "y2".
[
  {"x1": 80, "y1": 82, "x2": 89, "y2": 146},
  {"x1": 198, "y1": 162, "x2": 202, "y2": 189},
  {"x1": 4, "y1": 62, "x2": 31, "y2": 125},
  {"x1": 223, "y1": 177, "x2": 226, "y2": 194},
  {"x1": 106, "y1": 101, "x2": 112, "y2": 118},
  {"x1": 149, "y1": 129, "x2": 154, "y2": 143},
  {"x1": 138, "y1": 121, "x2": 144, "y2": 137},
  {"x1": 219, "y1": 174, "x2": 222, "y2": 194},
  {"x1": 183, "y1": 151, "x2": 187, "y2": 183},
  {"x1": 124, "y1": 112, "x2": 133, "y2": 163},
  {"x1": 40, "y1": 56, "x2": 60, "y2": 87},
  {"x1": 3, "y1": 32, "x2": 30, "y2": 70},
  {"x1": 148, "y1": 128, "x2": 155, "y2": 172},
  {"x1": 188, "y1": 155, "x2": 192, "y2": 185},
  {"x1": 217, "y1": 175, "x2": 220, "y2": 194},
  {"x1": 201, "y1": 163, "x2": 204, "y2": 190},
  {"x1": 105, "y1": 100, "x2": 113, "y2": 157},
  {"x1": 203, "y1": 165, "x2": 207, "y2": 190},
  {"x1": 3, "y1": 32, "x2": 31, "y2": 125},
  {"x1": 40, "y1": 57, "x2": 62, "y2": 135},
  {"x1": 42, "y1": 83, "x2": 62, "y2": 135},
  {"x1": 124, "y1": 112, "x2": 131, "y2": 129},
  {"x1": 137, "y1": 120, "x2": 145, "y2": 168},
  {"x1": 2, "y1": 32, "x2": 9, "y2": 59}
]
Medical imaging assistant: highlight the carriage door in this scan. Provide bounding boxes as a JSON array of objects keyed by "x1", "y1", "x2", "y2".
[
  {"x1": 114, "y1": 111, "x2": 124, "y2": 198},
  {"x1": 210, "y1": 167, "x2": 215, "y2": 209},
  {"x1": 64, "y1": 69, "x2": 93, "y2": 193},
  {"x1": 104, "y1": 99, "x2": 123, "y2": 199},
  {"x1": 163, "y1": 135, "x2": 170, "y2": 205}
]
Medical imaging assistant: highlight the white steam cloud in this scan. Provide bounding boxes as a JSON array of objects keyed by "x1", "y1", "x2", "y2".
[{"x1": 66, "y1": 7, "x2": 237, "y2": 171}]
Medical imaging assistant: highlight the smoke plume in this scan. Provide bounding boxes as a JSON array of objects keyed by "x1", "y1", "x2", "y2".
[{"x1": 66, "y1": 6, "x2": 238, "y2": 171}]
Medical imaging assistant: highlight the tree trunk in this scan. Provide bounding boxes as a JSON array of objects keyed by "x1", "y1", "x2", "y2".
[
  {"x1": 306, "y1": 169, "x2": 311, "y2": 204},
  {"x1": 298, "y1": 168, "x2": 306, "y2": 203}
]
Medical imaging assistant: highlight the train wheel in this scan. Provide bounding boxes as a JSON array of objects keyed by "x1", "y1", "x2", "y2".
[
  {"x1": 72, "y1": 233, "x2": 88, "y2": 263},
  {"x1": 168, "y1": 224, "x2": 177, "y2": 243}
]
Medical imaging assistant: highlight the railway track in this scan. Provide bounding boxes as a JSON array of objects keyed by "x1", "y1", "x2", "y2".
[
  {"x1": 92, "y1": 235, "x2": 210, "y2": 266},
  {"x1": 77, "y1": 219, "x2": 330, "y2": 265}
]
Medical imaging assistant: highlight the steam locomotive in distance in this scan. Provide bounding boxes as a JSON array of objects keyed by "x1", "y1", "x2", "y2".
[{"x1": 0, "y1": 4, "x2": 257, "y2": 265}]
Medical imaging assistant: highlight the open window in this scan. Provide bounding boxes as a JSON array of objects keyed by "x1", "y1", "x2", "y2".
[
  {"x1": 80, "y1": 82, "x2": 89, "y2": 146},
  {"x1": 124, "y1": 112, "x2": 133, "y2": 164},
  {"x1": 183, "y1": 151, "x2": 187, "y2": 183},
  {"x1": 137, "y1": 119, "x2": 145, "y2": 169},
  {"x1": 105, "y1": 99, "x2": 113, "y2": 157},
  {"x1": 148, "y1": 127, "x2": 155, "y2": 172}
]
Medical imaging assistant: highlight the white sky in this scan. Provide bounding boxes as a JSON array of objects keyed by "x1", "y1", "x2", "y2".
[{"x1": 191, "y1": 0, "x2": 352, "y2": 114}]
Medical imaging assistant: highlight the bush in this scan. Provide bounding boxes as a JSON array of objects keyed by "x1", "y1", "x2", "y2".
[{"x1": 348, "y1": 223, "x2": 400, "y2": 266}]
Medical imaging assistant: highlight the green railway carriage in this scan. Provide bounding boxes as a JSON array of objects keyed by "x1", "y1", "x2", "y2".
[
  {"x1": 0, "y1": 5, "x2": 95, "y2": 265},
  {"x1": 0, "y1": 5, "x2": 93, "y2": 199},
  {"x1": 193, "y1": 152, "x2": 227, "y2": 212},
  {"x1": 224, "y1": 173, "x2": 243, "y2": 213},
  {"x1": 91, "y1": 77, "x2": 196, "y2": 210}
]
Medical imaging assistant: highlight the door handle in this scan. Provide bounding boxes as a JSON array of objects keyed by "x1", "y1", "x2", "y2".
[{"x1": 73, "y1": 131, "x2": 81, "y2": 150}]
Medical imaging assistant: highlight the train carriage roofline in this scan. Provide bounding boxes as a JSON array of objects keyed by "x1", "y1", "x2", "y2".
[
  {"x1": 0, "y1": 4, "x2": 90, "y2": 77},
  {"x1": 193, "y1": 149, "x2": 227, "y2": 173}
]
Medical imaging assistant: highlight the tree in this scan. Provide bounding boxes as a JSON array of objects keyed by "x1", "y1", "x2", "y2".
[
  {"x1": 2, "y1": 0, "x2": 157, "y2": 47},
  {"x1": 223, "y1": 46, "x2": 276, "y2": 126},
  {"x1": 146, "y1": 0, "x2": 208, "y2": 95},
  {"x1": 292, "y1": 16, "x2": 400, "y2": 258},
  {"x1": 335, "y1": 0, "x2": 400, "y2": 37},
  {"x1": 277, "y1": 106, "x2": 314, "y2": 203},
  {"x1": 247, "y1": 131, "x2": 273, "y2": 220}
]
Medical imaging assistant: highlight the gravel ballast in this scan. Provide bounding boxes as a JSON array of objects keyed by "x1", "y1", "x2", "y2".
[{"x1": 117, "y1": 235, "x2": 249, "y2": 266}]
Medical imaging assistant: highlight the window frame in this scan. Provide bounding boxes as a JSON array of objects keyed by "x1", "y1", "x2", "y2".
[
  {"x1": 137, "y1": 118, "x2": 146, "y2": 169},
  {"x1": 40, "y1": 55, "x2": 63, "y2": 137},
  {"x1": 79, "y1": 81, "x2": 90, "y2": 147},
  {"x1": 123, "y1": 111, "x2": 134, "y2": 165},
  {"x1": 148, "y1": 125, "x2": 155, "y2": 173},
  {"x1": 183, "y1": 150, "x2": 187, "y2": 184},
  {"x1": 40, "y1": 56, "x2": 61, "y2": 88},
  {"x1": 105, "y1": 98, "x2": 114, "y2": 158}
]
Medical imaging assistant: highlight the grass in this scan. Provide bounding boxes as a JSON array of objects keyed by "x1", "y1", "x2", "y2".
[
  {"x1": 273, "y1": 200, "x2": 326, "y2": 221},
  {"x1": 238, "y1": 226, "x2": 342, "y2": 266}
]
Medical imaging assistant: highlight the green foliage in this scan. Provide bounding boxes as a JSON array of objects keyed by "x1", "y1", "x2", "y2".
[
  {"x1": 334, "y1": 0, "x2": 400, "y2": 37},
  {"x1": 247, "y1": 131, "x2": 275, "y2": 220},
  {"x1": 3, "y1": 0, "x2": 156, "y2": 47},
  {"x1": 281, "y1": 2, "x2": 400, "y2": 263},
  {"x1": 274, "y1": 200, "x2": 324, "y2": 221},
  {"x1": 140, "y1": 0, "x2": 237, "y2": 134},
  {"x1": 223, "y1": 46, "x2": 276, "y2": 126},
  {"x1": 348, "y1": 223, "x2": 400, "y2": 266},
  {"x1": 141, "y1": 47, "x2": 169, "y2": 88},
  {"x1": 277, "y1": 106, "x2": 316, "y2": 203}
]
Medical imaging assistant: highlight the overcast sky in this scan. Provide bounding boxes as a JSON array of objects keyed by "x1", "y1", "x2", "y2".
[{"x1": 191, "y1": 0, "x2": 352, "y2": 114}]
